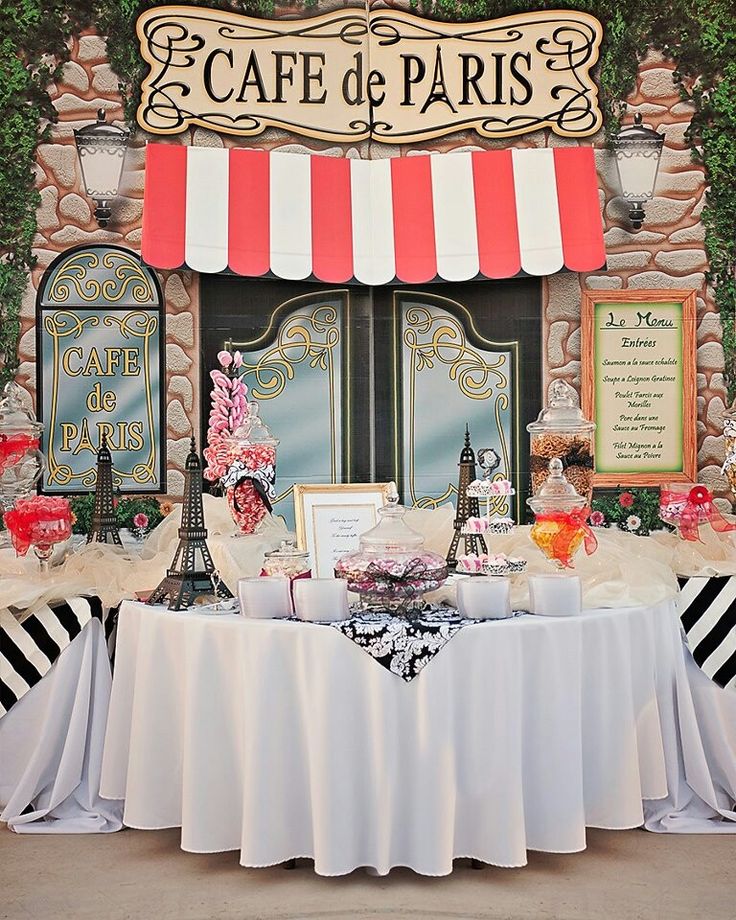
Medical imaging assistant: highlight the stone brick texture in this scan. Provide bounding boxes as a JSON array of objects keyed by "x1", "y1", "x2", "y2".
[{"x1": 17, "y1": 21, "x2": 731, "y2": 507}]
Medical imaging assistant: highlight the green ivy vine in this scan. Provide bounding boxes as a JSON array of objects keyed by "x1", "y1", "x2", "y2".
[{"x1": 2, "y1": 0, "x2": 734, "y2": 402}]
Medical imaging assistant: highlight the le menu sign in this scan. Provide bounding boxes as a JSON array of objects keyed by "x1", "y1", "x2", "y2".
[
  {"x1": 581, "y1": 291, "x2": 697, "y2": 487},
  {"x1": 136, "y1": 7, "x2": 603, "y2": 143}
]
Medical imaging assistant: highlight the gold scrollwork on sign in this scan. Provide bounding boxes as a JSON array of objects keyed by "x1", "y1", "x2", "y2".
[
  {"x1": 45, "y1": 250, "x2": 156, "y2": 305},
  {"x1": 401, "y1": 303, "x2": 511, "y2": 509},
  {"x1": 239, "y1": 304, "x2": 341, "y2": 483}
]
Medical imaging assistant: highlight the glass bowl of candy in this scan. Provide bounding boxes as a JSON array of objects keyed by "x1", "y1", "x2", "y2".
[
  {"x1": 527, "y1": 458, "x2": 596, "y2": 569},
  {"x1": 334, "y1": 491, "x2": 447, "y2": 613}
]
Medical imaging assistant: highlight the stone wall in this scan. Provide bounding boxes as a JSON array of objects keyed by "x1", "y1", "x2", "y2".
[{"x1": 16, "y1": 24, "x2": 730, "y2": 506}]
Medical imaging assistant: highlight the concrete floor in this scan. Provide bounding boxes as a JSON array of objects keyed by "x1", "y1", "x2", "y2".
[{"x1": 1, "y1": 826, "x2": 734, "y2": 920}]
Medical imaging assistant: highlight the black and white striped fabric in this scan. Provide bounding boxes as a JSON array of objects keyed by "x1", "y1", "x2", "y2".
[
  {"x1": 0, "y1": 596, "x2": 104, "y2": 717},
  {"x1": 678, "y1": 576, "x2": 736, "y2": 692}
]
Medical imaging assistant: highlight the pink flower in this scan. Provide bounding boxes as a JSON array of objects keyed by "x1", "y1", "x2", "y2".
[
  {"x1": 590, "y1": 510, "x2": 606, "y2": 526},
  {"x1": 217, "y1": 350, "x2": 233, "y2": 368},
  {"x1": 618, "y1": 491, "x2": 635, "y2": 508},
  {"x1": 133, "y1": 512, "x2": 149, "y2": 530}
]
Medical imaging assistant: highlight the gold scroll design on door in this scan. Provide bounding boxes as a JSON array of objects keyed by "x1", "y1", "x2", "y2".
[
  {"x1": 239, "y1": 304, "x2": 340, "y2": 502},
  {"x1": 403, "y1": 306, "x2": 510, "y2": 510},
  {"x1": 45, "y1": 250, "x2": 156, "y2": 306},
  {"x1": 44, "y1": 310, "x2": 159, "y2": 488}
]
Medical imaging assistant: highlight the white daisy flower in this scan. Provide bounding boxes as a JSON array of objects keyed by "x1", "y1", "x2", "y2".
[{"x1": 626, "y1": 514, "x2": 641, "y2": 532}]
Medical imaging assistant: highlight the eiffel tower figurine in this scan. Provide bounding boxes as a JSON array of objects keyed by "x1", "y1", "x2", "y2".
[
  {"x1": 148, "y1": 435, "x2": 233, "y2": 610},
  {"x1": 446, "y1": 424, "x2": 487, "y2": 568},
  {"x1": 87, "y1": 432, "x2": 122, "y2": 545}
]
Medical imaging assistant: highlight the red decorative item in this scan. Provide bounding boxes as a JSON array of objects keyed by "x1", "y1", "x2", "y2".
[
  {"x1": 660, "y1": 484, "x2": 736, "y2": 542},
  {"x1": 618, "y1": 491, "x2": 634, "y2": 508},
  {"x1": 3, "y1": 495, "x2": 73, "y2": 559},
  {"x1": 530, "y1": 508, "x2": 598, "y2": 569},
  {"x1": 0, "y1": 433, "x2": 40, "y2": 474}
]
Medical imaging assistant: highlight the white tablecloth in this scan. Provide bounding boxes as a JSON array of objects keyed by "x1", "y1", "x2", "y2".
[
  {"x1": 0, "y1": 618, "x2": 123, "y2": 833},
  {"x1": 100, "y1": 601, "x2": 736, "y2": 876}
]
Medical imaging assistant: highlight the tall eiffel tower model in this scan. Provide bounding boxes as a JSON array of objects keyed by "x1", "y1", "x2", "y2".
[
  {"x1": 87, "y1": 432, "x2": 122, "y2": 545},
  {"x1": 148, "y1": 436, "x2": 233, "y2": 610},
  {"x1": 446, "y1": 424, "x2": 487, "y2": 568}
]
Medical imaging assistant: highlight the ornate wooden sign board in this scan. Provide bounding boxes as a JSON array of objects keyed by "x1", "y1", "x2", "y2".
[
  {"x1": 136, "y1": 7, "x2": 603, "y2": 142},
  {"x1": 37, "y1": 246, "x2": 166, "y2": 494},
  {"x1": 581, "y1": 291, "x2": 697, "y2": 486}
]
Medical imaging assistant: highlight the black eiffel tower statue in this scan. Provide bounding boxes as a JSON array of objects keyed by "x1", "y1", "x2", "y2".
[
  {"x1": 148, "y1": 436, "x2": 233, "y2": 610},
  {"x1": 446, "y1": 424, "x2": 487, "y2": 568},
  {"x1": 87, "y1": 432, "x2": 122, "y2": 545}
]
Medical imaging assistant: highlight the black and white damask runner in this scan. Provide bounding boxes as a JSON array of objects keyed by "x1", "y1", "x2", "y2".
[
  {"x1": 0, "y1": 596, "x2": 104, "y2": 717},
  {"x1": 678, "y1": 576, "x2": 736, "y2": 692},
  {"x1": 327, "y1": 607, "x2": 483, "y2": 681}
]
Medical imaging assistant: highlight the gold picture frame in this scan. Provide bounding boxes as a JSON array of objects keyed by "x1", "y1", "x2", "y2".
[{"x1": 293, "y1": 483, "x2": 394, "y2": 578}]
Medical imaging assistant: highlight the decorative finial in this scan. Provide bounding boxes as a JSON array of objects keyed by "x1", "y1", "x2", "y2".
[
  {"x1": 190, "y1": 432, "x2": 196, "y2": 454},
  {"x1": 464, "y1": 423, "x2": 470, "y2": 447},
  {"x1": 101, "y1": 430, "x2": 107, "y2": 448}
]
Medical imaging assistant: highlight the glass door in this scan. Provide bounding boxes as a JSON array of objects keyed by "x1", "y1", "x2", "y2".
[{"x1": 201, "y1": 276, "x2": 540, "y2": 525}]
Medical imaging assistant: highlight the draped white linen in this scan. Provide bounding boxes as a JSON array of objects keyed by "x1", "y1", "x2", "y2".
[
  {"x1": 100, "y1": 600, "x2": 735, "y2": 876},
  {"x1": 0, "y1": 619, "x2": 123, "y2": 833}
]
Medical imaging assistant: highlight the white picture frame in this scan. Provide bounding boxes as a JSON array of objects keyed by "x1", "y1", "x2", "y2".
[{"x1": 293, "y1": 483, "x2": 393, "y2": 578}]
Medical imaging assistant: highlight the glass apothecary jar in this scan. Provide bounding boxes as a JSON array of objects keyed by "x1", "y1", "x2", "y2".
[
  {"x1": 262, "y1": 539, "x2": 311, "y2": 578},
  {"x1": 334, "y1": 492, "x2": 448, "y2": 612},
  {"x1": 528, "y1": 458, "x2": 597, "y2": 569},
  {"x1": 0, "y1": 382, "x2": 46, "y2": 533},
  {"x1": 527, "y1": 380, "x2": 595, "y2": 503},
  {"x1": 723, "y1": 400, "x2": 736, "y2": 501},
  {"x1": 220, "y1": 403, "x2": 279, "y2": 535}
]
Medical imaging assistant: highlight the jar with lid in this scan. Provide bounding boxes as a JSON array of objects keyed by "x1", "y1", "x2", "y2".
[
  {"x1": 334, "y1": 490, "x2": 448, "y2": 612},
  {"x1": 220, "y1": 402, "x2": 279, "y2": 535},
  {"x1": 0, "y1": 382, "x2": 46, "y2": 537},
  {"x1": 723, "y1": 399, "x2": 736, "y2": 500},
  {"x1": 527, "y1": 380, "x2": 595, "y2": 503},
  {"x1": 527, "y1": 458, "x2": 597, "y2": 569},
  {"x1": 262, "y1": 539, "x2": 311, "y2": 579}
]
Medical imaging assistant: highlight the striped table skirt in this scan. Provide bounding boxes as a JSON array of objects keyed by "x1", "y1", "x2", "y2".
[
  {"x1": 0, "y1": 596, "x2": 111, "y2": 717},
  {"x1": 678, "y1": 576, "x2": 736, "y2": 692}
]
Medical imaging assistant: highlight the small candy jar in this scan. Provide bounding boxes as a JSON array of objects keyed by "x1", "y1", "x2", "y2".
[
  {"x1": 221, "y1": 403, "x2": 279, "y2": 536},
  {"x1": 723, "y1": 401, "x2": 736, "y2": 501},
  {"x1": 528, "y1": 458, "x2": 597, "y2": 569},
  {"x1": 0, "y1": 383, "x2": 45, "y2": 504},
  {"x1": 527, "y1": 380, "x2": 596, "y2": 503},
  {"x1": 334, "y1": 492, "x2": 448, "y2": 614},
  {"x1": 262, "y1": 539, "x2": 311, "y2": 599},
  {"x1": 2, "y1": 495, "x2": 73, "y2": 574}
]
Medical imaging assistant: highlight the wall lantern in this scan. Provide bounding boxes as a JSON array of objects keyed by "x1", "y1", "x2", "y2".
[
  {"x1": 611, "y1": 113, "x2": 664, "y2": 230},
  {"x1": 74, "y1": 109, "x2": 130, "y2": 228}
]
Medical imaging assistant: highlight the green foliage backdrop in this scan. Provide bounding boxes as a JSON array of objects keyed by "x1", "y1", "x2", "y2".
[{"x1": 1, "y1": 0, "x2": 734, "y2": 401}]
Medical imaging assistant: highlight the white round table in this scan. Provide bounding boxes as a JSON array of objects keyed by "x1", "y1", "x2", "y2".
[{"x1": 100, "y1": 599, "x2": 736, "y2": 876}]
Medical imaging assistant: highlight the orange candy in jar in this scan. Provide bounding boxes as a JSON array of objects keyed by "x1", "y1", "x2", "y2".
[{"x1": 527, "y1": 458, "x2": 597, "y2": 569}]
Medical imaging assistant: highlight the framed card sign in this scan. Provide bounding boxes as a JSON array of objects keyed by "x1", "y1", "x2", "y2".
[
  {"x1": 581, "y1": 290, "x2": 697, "y2": 486},
  {"x1": 294, "y1": 483, "x2": 393, "y2": 578}
]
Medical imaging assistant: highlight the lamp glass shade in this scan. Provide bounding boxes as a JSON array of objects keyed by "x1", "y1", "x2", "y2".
[
  {"x1": 611, "y1": 118, "x2": 664, "y2": 204},
  {"x1": 74, "y1": 113, "x2": 130, "y2": 200}
]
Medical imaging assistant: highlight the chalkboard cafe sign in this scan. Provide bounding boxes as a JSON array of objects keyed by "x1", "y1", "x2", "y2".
[
  {"x1": 37, "y1": 247, "x2": 165, "y2": 494},
  {"x1": 136, "y1": 7, "x2": 603, "y2": 142}
]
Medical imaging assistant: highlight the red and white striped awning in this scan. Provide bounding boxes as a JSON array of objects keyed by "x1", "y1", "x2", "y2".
[{"x1": 142, "y1": 144, "x2": 604, "y2": 284}]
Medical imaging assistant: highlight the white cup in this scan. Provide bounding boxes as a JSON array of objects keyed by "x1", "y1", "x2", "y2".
[
  {"x1": 528, "y1": 574, "x2": 582, "y2": 617},
  {"x1": 456, "y1": 576, "x2": 512, "y2": 620},
  {"x1": 293, "y1": 578, "x2": 350, "y2": 623},
  {"x1": 238, "y1": 576, "x2": 292, "y2": 619}
]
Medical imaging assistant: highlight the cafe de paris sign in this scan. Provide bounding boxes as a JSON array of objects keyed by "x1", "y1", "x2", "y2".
[{"x1": 136, "y1": 7, "x2": 603, "y2": 143}]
